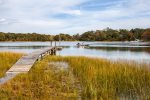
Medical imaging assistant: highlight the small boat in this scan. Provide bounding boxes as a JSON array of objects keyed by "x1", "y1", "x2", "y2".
[
  {"x1": 76, "y1": 43, "x2": 80, "y2": 47},
  {"x1": 76, "y1": 43, "x2": 89, "y2": 47},
  {"x1": 130, "y1": 39, "x2": 141, "y2": 43}
]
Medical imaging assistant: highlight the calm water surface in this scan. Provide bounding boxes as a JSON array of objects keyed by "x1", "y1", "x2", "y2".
[{"x1": 0, "y1": 41, "x2": 150, "y2": 63}]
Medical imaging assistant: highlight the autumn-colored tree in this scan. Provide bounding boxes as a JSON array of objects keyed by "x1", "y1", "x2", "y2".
[
  {"x1": 0, "y1": 28, "x2": 147, "y2": 41},
  {"x1": 130, "y1": 28, "x2": 145, "y2": 39},
  {"x1": 0, "y1": 32, "x2": 6, "y2": 41},
  {"x1": 142, "y1": 29, "x2": 150, "y2": 41}
]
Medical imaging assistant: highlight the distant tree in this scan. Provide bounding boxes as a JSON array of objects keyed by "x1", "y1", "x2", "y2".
[
  {"x1": 0, "y1": 28, "x2": 147, "y2": 41},
  {"x1": 0, "y1": 32, "x2": 53, "y2": 41},
  {"x1": 142, "y1": 29, "x2": 150, "y2": 41},
  {"x1": 119, "y1": 29, "x2": 133, "y2": 41},
  {"x1": 80, "y1": 31, "x2": 95, "y2": 41},
  {"x1": 54, "y1": 34, "x2": 73, "y2": 41},
  {"x1": 73, "y1": 33, "x2": 80, "y2": 41},
  {"x1": 103, "y1": 28, "x2": 120, "y2": 41},
  {"x1": 95, "y1": 30, "x2": 107, "y2": 41},
  {"x1": 130, "y1": 28, "x2": 146, "y2": 40},
  {"x1": 0, "y1": 32, "x2": 5, "y2": 41}
]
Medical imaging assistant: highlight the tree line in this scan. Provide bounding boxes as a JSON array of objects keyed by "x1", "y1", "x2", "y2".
[{"x1": 0, "y1": 28, "x2": 150, "y2": 41}]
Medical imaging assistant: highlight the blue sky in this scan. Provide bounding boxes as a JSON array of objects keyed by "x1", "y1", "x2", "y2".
[{"x1": 0, "y1": 0, "x2": 150, "y2": 34}]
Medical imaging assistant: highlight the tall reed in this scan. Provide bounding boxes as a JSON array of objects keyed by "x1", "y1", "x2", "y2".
[
  {"x1": 0, "y1": 55, "x2": 150, "y2": 99},
  {"x1": 46, "y1": 56, "x2": 150, "y2": 99},
  {"x1": 0, "y1": 57, "x2": 79, "y2": 99},
  {"x1": 0, "y1": 52, "x2": 22, "y2": 77}
]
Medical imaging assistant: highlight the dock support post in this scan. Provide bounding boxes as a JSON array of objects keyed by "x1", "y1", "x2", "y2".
[
  {"x1": 51, "y1": 49, "x2": 53, "y2": 55},
  {"x1": 50, "y1": 48, "x2": 56, "y2": 55},
  {"x1": 49, "y1": 50, "x2": 51, "y2": 55},
  {"x1": 53, "y1": 48, "x2": 56, "y2": 55}
]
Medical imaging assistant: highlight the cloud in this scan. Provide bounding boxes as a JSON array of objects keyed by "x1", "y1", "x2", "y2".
[
  {"x1": 0, "y1": 18, "x2": 6, "y2": 22},
  {"x1": 0, "y1": 0, "x2": 150, "y2": 34},
  {"x1": 62, "y1": 10, "x2": 82, "y2": 16}
]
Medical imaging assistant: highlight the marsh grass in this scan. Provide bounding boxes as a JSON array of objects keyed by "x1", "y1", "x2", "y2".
[
  {"x1": 0, "y1": 52, "x2": 23, "y2": 78},
  {"x1": 0, "y1": 55, "x2": 150, "y2": 99},
  {"x1": 45, "y1": 56, "x2": 150, "y2": 99},
  {"x1": 0, "y1": 58, "x2": 79, "y2": 99}
]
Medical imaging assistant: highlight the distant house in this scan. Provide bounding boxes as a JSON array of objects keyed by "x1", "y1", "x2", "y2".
[{"x1": 142, "y1": 29, "x2": 150, "y2": 41}]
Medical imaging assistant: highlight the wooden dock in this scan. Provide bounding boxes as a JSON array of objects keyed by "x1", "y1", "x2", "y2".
[{"x1": 6, "y1": 47, "x2": 56, "y2": 74}]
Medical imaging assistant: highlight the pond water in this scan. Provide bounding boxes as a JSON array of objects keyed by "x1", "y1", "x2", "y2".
[{"x1": 0, "y1": 41, "x2": 150, "y2": 63}]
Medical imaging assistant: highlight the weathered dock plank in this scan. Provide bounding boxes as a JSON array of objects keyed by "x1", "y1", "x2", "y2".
[{"x1": 6, "y1": 47, "x2": 55, "y2": 74}]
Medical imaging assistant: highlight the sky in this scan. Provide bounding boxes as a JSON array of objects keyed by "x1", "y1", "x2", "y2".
[{"x1": 0, "y1": 0, "x2": 150, "y2": 34}]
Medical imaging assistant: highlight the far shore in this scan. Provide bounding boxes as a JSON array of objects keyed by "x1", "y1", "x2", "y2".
[{"x1": 0, "y1": 40, "x2": 150, "y2": 42}]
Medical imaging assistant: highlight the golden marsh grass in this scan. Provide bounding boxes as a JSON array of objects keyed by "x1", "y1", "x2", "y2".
[
  {"x1": 0, "y1": 55, "x2": 150, "y2": 99},
  {"x1": 0, "y1": 52, "x2": 23, "y2": 78},
  {"x1": 46, "y1": 56, "x2": 150, "y2": 99}
]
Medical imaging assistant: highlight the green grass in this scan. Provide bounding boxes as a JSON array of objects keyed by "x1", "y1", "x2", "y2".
[
  {"x1": 0, "y1": 55, "x2": 150, "y2": 99},
  {"x1": 0, "y1": 52, "x2": 23, "y2": 78}
]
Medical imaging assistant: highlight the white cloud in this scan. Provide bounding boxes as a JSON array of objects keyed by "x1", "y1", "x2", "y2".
[
  {"x1": 0, "y1": 18, "x2": 6, "y2": 22},
  {"x1": 63, "y1": 10, "x2": 82, "y2": 16}
]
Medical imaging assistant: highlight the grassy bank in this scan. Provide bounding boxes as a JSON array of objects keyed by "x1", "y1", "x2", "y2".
[
  {"x1": 46, "y1": 56, "x2": 150, "y2": 99},
  {"x1": 0, "y1": 52, "x2": 23, "y2": 78},
  {"x1": 0, "y1": 57, "x2": 79, "y2": 99},
  {"x1": 0, "y1": 56, "x2": 150, "y2": 99}
]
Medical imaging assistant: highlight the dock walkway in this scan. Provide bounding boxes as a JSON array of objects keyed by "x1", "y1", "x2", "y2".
[{"x1": 6, "y1": 47, "x2": 56, "y2": 74}]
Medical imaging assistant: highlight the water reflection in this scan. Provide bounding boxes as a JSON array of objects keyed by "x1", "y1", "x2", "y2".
[
  {"x1": 0, "y1": 46, "x2": 45, "y2": 53},
  {"x1": 86, "y1": 46, "x2": 150, "y2": 54},
  {"x1": 0, "y1": 42, "x2": 150, "y2": 63},
  {"x1": 57, "y1": 46, "x2": 150, "y2": 63}
]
